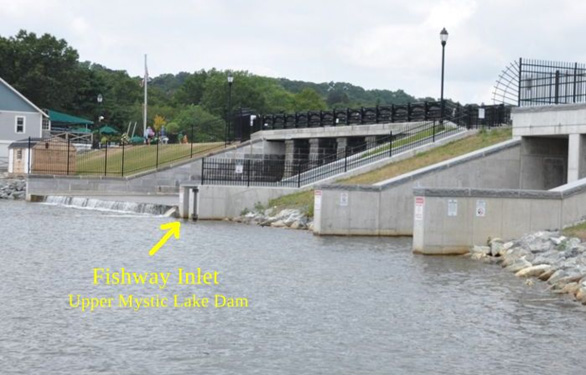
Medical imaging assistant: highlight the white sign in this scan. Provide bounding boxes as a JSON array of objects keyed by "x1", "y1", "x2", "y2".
[
  {"x1": 478, "y1": 107, "x2": 485, "y2": 119},
  {"x1": 339, "y1": 192, "x2": 349, "y2": 207},
  {"x1": 235, "y1": 164, "x2": 243, "y2": 174},
  {"x1": 448, "y1": 199, "x2": 458, "y2": 217},
  {"x1": 314, "y1": 190, "x2": 322, "y2": 210},
  {"x1": 476, "y1": 200, "x2": 486, "y2": 217},
  {"x1": 414, "y1": 196, "x2": 425, "y2": 221}
]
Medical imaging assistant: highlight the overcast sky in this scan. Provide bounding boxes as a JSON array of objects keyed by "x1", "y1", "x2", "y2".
[{"x1": 2, "y1": 0, "x2": 586, "y2": 104}]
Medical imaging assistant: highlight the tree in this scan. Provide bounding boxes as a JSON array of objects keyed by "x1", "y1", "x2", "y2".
[
  {"x1": 293, "y1": 88, "x2": 327, "y2": 111},
  {"x1": 152, "y1": 114, "x2": 166, "y2": 133},
  {"x1": 0, "y1": 30, "x2": 80, "y2": 110},
  {"x1": 166, "y1": 105, "x2": 224, "y2": 142}
]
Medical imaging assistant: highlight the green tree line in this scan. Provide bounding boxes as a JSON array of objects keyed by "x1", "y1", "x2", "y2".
[{"x1": 0, "y1": 30, "x2": 430, "y2": 141}]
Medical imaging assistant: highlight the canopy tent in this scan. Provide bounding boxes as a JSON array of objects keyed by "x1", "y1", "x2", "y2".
[
  {"x1": 48, "y1": 110, "x2": 93, "y2": 127},
  {"x1": 98, "y1": 125, "x2": 119, "y2": 135},
  {"x1": 71, "y1": 127, "x2": 92, "y2": 134},
  {"x1": 129, "y1": 135, "x2": 145, "y2": 144}
]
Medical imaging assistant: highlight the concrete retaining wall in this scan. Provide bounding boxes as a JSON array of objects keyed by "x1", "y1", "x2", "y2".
[
  {"x1": 313, "y1": 139, "x2": 521, "y2": 236},
  {"x1": 412, "y1": 177, "x2": 586, "y2": 254},
  {"x1": 192, "y1": 185, "x2": 300, "y2": 219}
]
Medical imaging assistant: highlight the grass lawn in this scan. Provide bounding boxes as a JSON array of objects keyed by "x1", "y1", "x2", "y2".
[
  {"x1": 267, "y1": 127, "x2": 512, "y2": 215},
  {"x1": 76, "y1": 142, "x2": 223, "y2": 176},
  {"x1": 340, "y1": 127, "x2": 512, "y2": 185},
  {"x1": 562, "y1": 222, "x2": 586, "y2": 241}
]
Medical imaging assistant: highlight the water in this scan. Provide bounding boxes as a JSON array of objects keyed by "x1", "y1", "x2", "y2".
[{"x1": 0, "y1": 200, "x2": 585, "y2": 374}]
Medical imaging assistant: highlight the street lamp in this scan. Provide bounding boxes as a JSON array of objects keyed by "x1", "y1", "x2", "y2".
[
  {"x1": 225, "y1": 72, "x2": 234, "y2": 146},
  {"x1": 439, "y1": 28, "x2": 448, "y2": 125}
]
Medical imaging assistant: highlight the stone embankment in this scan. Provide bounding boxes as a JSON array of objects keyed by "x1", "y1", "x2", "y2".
[
  {"x1": 470, "y1": 231, "x2": 586, "y2": 305},
  {"x1": 229, "y1": 208, "x2": 313, "y2": 231},
  {"x1": 0, "y1": 174, "x2": 26, "y2": 200}
]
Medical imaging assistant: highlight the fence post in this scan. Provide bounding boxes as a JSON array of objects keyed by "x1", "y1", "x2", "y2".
[
  {"x1": 389, "y1": 131, "x2": 393, "y2": 157},
  {"x1": 297, "y1": 160, "x2": 302, "y2": 188},
  {"x1": 201, "y1": 157, "x2": 205, "y2": 184},
  {"x1": 104, "y1": 142, "x2": 108, "y2": 176},
  {"x1": 121, "y1": 142, "x2": 125, "y2": 177},
  {"x1": 156, "y1": 140, "x2": 159, "y2": 170},
  {"x1": 27, "y1": 136, "x2": 31, "y2": 174},
  {"x1": 432, "y1": 121, "x2": 436, "y2": 142},
  {"x1": 344, "y1": 147, "x2": 348, "y2": 172},
  {"x1": 66, "y1": 137, "x2": 70, "y2": 175},
  {"x1": 247, "y1": 159, "x2": 251, "y2": 187},
  {"x1": 190, "y1": 123, "x2": 194, "y2": 158}
]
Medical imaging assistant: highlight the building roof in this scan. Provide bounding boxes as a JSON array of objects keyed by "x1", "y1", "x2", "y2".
[
  {"x1": 8, "y1": 138, "x2": 44, "y2": 149},
  {"x1": 48, "y1": 109, "x2": 93, "y2": 125},
  {"x1": 0, "y1": 77, "x2": 48, "y2": 117}
]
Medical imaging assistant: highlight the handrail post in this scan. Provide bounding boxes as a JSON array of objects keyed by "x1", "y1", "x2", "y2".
[
  {"x1": 433, "y1": 121, "x2": 436, "y2": 142},
  {"x1": 344, "y1": 146, "x2": 348, "y2": 172},
  {"x1": 156, "y1": 140, "x2": 159, "y2": 169},
  {"x1": 201, "y1": 157, "x2": 205, "y2": 184},
  {"x1": 247, "y1": 159, "x2": 251, "y2": 187},
  {"x1": 104, "y1": 142, "x2": 108, "y2": 176},
  {"x1": 389, "y1": 131, "x2": 393, "y2": 157},
  {"x1": 297, "y1": 160, "x2": 302, "y2": 188},
  {"x1": 66, "y1": 137, "x2": 70, "y2": 175},
  {"x1": 121, "y1": 142, "x2": 125, "y2": 177}
]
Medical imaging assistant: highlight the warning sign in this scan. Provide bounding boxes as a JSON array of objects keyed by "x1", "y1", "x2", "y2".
[
  {"x1": 339, "y1": 192, "x2": 349, "y2": 207},
  {"x1": 315, "y1": 190, "x2": 322, "y2": 210},
  {"x1": 414, "y1": 197, "x2": 425, "y2": 221},
  {"x1": 476, "y1": 200, "x2": 486, "y2": 217},
  {"x1": 448, "y1": 199, "x2": 458, "y2": 217}
]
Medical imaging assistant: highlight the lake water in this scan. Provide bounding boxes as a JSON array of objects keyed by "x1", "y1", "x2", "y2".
[{"x1": 0, "y1": 200, "x2": 585, "y2": 374}]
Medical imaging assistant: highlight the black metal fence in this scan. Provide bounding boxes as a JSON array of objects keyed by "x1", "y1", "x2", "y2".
[
  {"x1": 202, "y1": 117, "x2": 476, "y2": 188},
  {"x1": 23, "y1": 134, "x2": 221, "y2": 176},
  {"x1": 518, "y1": 58, "x2": 586, "y2": 106},
  {"x1": 232, "y1": 101, "x2": 510, "y2": 141}
]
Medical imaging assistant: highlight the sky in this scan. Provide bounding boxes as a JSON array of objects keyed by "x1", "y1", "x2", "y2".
[{"x1": 2, "y1": 0, "x2": 586, "y2": 104}]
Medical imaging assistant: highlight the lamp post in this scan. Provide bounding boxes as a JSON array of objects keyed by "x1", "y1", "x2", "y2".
[
  {"x1": 439, "y1": 28, "x2": 448, "y2": 125},
  {"x1": 225, "y1": 72, "x2": 234, "y2": 147},
  {"x1": 96, "y1": 94, "x2": 103, "y2": 148}
]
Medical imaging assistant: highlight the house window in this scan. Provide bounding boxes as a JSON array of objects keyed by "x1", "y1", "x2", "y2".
[
  {"x1": 16, "y1": 150, "x2": 22, "y2": 160},
  {"x1": 42, "y1": 117, "x2": 50, "y2": 131},
  {"x1": 15, "y1": 116, "x2": 25, "y2": 133}
]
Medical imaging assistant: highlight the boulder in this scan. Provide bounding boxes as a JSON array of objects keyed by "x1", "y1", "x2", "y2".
[
  {"x1": 505, "y1": 257, "x2": 533, "y2": 273},
  {"x1": 515, "y1": 264, "x2": 552, "y2": 278},
  {"x1": 270, "y1": 220, "x2": 287, "y2": 228}
]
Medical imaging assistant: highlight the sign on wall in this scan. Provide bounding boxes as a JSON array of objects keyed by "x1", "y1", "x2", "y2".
[
  {"x1": 315, "y1": 190, "x2": 322, "y2": 210},
  {"x1": 476, "y1": 200, "x2": 486, "y2": 217},
  {"x1": 414, "y1": 197, "x2": 425, "y2": 221},
  {"x1": 339, "y1": 192, "x2": 349, "y2": 207},
  {"x1": 448, "y1": 199, "x2": 458, "y2": 217}
]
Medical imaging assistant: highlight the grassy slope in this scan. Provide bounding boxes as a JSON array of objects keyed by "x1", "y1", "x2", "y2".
[
  {"x1": 76, "y1": 143, "x2": 223, "y2": 175},
  {"x1": 562, "y1": 222, "x2": 586, "y2": 241},
  {"x1": 268, "y1": 128, "x2": 513, "y2": 216}
]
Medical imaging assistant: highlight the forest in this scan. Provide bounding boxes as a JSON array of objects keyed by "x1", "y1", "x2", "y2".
[{"x1": 0, "y1": 30, "x2": 436, "y2": 141}]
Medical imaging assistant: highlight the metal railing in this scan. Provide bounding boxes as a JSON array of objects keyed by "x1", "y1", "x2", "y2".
[
  {"x1": 202, "y1": 114, "x2": 480, "y2": 188},
  {"x1": 23, "y1": 122, "x2": 221, "y2": 176}
]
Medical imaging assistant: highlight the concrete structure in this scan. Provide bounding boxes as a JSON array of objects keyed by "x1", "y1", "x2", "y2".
[
  {"x1": 407, "y1": 103, "x2": 586, "y2": 254},
  {"x1": 412, "y1": 178, "x2": 586, "y2": 254},
  {"x1": 313, "y1": 139, "x2": 521, "y2": 236},
  {"x1": 179, "y1": 130, "x2": 473, "y2": 220},
  {"x1": 0, "y1": 77, "x2": 49, "y2": 165}
]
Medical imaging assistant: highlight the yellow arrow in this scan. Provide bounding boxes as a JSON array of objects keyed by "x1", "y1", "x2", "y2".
[{"x1": 149, "y1": 221, "x2": 181, "y2": 257}]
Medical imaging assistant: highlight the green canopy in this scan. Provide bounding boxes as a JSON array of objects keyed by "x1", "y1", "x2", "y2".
[
  {"x1": 72, "y1": 127, "x2": 92, "y2": 133},
  {"x1": 48, "y1": 110, "x2": 93, "y2": 125},
  {"x1": 98, "y1": 125, "x2": 119, "y2": 135},
  {"x1": 129, "y1": 135, "x2": 145, "y2": 144}
]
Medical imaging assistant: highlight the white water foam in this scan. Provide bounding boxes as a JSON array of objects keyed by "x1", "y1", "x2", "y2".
[{"x1": 42, "y1": 196, "x2": 176, "y2": 216}]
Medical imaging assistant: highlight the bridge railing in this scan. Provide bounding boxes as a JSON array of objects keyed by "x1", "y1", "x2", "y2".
[
  {"x1": 202, "y1": 116, "x2": 471, "y2": 188},
  {"x1": 234, "y1": 101, "x2": 510, "y2": 141}
]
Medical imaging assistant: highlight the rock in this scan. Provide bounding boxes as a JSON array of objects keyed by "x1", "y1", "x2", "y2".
[
  {"x1": 489, "y1": 240, "x2": 504, "y2": 257},
  {"x1": 270, "y1": 220, "x2": 286, "y2": 228},
  {"x1": 550, "y1": 236, "x2": 567, "y2": 246},
  {"x1": 505, "y1": 257, "x2": 533, "y2": 273},
  {"x1": 471, "y1": 246, "x2": 491, "y2": 256},
  {"x1": 560, "y1": 282, "x2": 580, "y2": 296},
  {"x1": 538, "y1": 268, "x2": 557, "y2": 281},
  {"x1": 515, "y1": 264, "x2": 552, "y2": 278}
]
